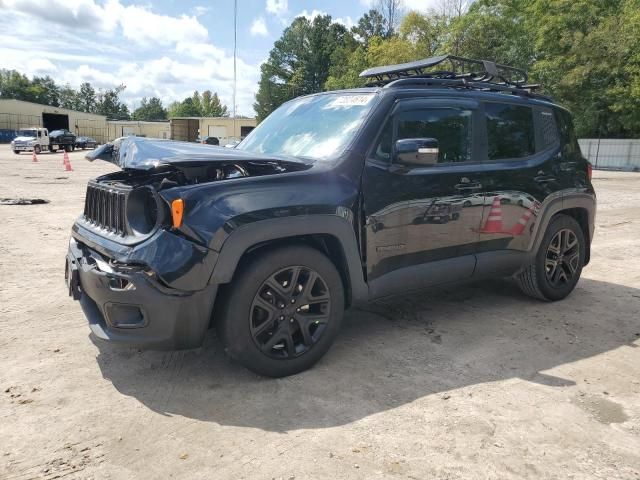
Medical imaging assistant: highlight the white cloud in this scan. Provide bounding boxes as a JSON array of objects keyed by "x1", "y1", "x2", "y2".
[
  {"x1": 116, "y1": 5, "x2": 208, "y2": 46},
  {"x1": 192, "y1": 5, "x2": 209, "y2": 16},
  {"x1": 250, "y1": 17, "x2": 269, "y2": 36},
  {"x1": 403, "y1": 0, "x2": 442, "y2": 11},
  {"x1": 335, "y1": 16, "x2": 355, "y2": 29},
  {"x1": 0, "y1": 0, "x2": 260, "y2": 116},
  {"x1": 296, "y1": 10, "x2": 354, "y2": 29},
  {"x1": 266, "y1": 0, "x2": 287, "y2": 16},
  {"x1": 296, "y1": 9, "x2": 327, "y2": 21},
  {"x1": 2, "y1": 0, "x2": 208, "y2": 45},
  {"x1": 360, "y1": 0, "x2": 444, "y2": 12}
]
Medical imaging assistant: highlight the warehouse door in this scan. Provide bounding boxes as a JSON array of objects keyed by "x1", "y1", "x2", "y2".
[
  {"x1": 240, "y1": 126, "x2": 254, "y2": 138},
  {"x1": 42, "y1": 113, "x2": 69, "y2": 132},
  {"x1": 170, "y1": 119, "x2": 200, "y2": 142},
  {"x1": 208, "y1": 126, "x2": 227, "y2": 143}
]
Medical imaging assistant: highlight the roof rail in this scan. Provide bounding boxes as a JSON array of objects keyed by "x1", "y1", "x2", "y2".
[{"x1": 359, "y1": 54, "x2": 539, "y2": 94}]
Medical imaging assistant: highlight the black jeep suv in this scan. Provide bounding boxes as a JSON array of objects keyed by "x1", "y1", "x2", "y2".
[{"x1": 65, "y1": 55, "x2": 595, "y2": 377}]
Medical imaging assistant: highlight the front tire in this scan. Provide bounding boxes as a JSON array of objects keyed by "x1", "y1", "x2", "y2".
[
  {"x1": 516, "y1": 214, "x2": 585, "y2": 301},
  {"x1": 217, "y1": 245, "x2": 345, "y2": 377},
  {"x1": 34, "y1": 145, "x2": 41, "y2": 154},
  {"x1": 13, "y1": 150, "x2": 20, "y2": 155}
]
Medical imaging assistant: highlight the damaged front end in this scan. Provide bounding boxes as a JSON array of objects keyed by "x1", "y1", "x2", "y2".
[{"x1": 67, "y1": 137, "x2": 310, "y2": 348}]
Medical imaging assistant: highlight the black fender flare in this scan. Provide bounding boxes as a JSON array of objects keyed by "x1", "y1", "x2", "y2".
[
  {"x1": 528, "y1": 192, "x2": 596, "y2": 262},
  {"x1": 209, "y1": 214, "x2": 369, "y2": 301}
]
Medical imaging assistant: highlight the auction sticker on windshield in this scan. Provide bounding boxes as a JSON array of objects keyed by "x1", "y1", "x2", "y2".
[{"x1": 329, "y1": 95, "x2": 374, "y2": 107}]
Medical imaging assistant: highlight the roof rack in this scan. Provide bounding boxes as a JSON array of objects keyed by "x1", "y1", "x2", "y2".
[{"x1": 359, "y1": 54, "x2": 541, "y2": 96}]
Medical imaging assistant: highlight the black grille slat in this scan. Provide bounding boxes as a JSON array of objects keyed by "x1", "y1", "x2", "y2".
[{"x1": 83, "y1": 183, "x2": 129, "y2": 236}]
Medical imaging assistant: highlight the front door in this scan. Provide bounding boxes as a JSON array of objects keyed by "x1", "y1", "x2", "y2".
[{"x1": 362, "y1": 98, "x2": 485, "y2": 298}]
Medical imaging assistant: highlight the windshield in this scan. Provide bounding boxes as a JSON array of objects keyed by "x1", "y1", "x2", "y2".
[
  {"x1": 237, "y1": 92, "x2": 376, "y2": 160},
  {"x1": 18, "y1": 129, "x2": 37, "y2": 137}
]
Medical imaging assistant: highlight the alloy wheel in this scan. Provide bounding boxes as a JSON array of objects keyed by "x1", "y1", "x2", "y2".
[
  {"x1": 545, "y1": 228, "x2": 580, "y2": 287},
  {"x1": 250, "y1": 266, "x2": 331, "y2": 359}
]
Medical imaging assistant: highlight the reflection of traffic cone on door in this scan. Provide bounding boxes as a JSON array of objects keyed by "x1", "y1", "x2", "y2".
[
  {"x1": 509, "y1": 205, "x2": 535, "y2": 236},
  {"x1": 479, "y1": 196, "x2": 504, "y2": 233},
  {"x1": 63, "y1": 151, "x2": 73, "y2": 171}
]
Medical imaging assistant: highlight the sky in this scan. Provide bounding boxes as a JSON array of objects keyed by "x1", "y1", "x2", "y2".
[{"x1": 0, "y1": 0, "x2": 439, "y2": 116}]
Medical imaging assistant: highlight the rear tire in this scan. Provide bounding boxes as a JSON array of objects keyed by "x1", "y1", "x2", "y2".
[
  {"x1": 516, "y1": 214, "x2": 585, "y2": 301},
  {"x1": 217, "y1": 245, "x2": 344, "y2": 377}
]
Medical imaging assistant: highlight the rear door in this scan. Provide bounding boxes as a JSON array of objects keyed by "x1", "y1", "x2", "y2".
[
  {"x1": 362, "y1": 97, "x2": 485, "y2": 298},
  {"x1": 474, "y1": 100, "x2": 563, "y2": 275}
]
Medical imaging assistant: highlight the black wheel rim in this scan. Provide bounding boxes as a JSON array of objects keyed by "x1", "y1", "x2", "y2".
[
  {"x1": 545, "y1": 228, "x2": 580, "y2": 287},
  {"x1": 250, "y1": 266, "x2": 331, "y2": 359}
]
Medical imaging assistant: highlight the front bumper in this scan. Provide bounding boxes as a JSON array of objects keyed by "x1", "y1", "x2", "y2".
[
  {"x1": 13, "y1": 144, "x2": 34, "y2": 151},
  {"x1": 66, "y1": 237, "x2": 218, "y2": 349}
]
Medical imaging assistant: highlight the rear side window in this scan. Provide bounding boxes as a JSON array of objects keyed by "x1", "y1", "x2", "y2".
[
  {"x1": 397, "y1": 108, "x2": 473, "y2": 163},
  {"x1": 538, "y1": 110, "x2": 559, "y2": 148},
  {"x1": 556, "y1": 108, "x2": 580, "y2": 156},
  {"x1": 485, "y1": 103, "x2": 535, "y2": 160}
]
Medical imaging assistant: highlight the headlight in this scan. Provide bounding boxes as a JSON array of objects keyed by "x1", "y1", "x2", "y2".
[
  {"x1": 29, "y1": 141, "x2": 37, "y2": 145},
  {"x1": 126, "y1": 187, "x2": 160, "y2": 235}
]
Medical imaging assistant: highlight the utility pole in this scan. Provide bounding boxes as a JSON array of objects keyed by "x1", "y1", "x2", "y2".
[{"x1": 233, "y1": 0, "x2": 237, "y2": 139}]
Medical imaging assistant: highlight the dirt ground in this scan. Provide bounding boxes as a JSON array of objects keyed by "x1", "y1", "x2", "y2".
[{"x1": 1, "y1": 143, "x2": 639, "y2": 480}]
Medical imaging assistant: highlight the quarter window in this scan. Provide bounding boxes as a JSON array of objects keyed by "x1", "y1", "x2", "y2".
[
  {"x1": 397, "y1": 108, "x2": 473, "y2": 163},
  {"x1": 485, "y1": 103, "x2": 534, "y2": 160}
]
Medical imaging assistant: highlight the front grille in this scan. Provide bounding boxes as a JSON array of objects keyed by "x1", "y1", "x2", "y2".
[{"x1": 83, "y1": 183, "x2": 128, "y2": 235}]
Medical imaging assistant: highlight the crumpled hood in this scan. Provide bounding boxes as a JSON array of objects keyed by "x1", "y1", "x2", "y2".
[
  {"x1": 85, "y1": 136, "x2": 309, "y2": 170},
  {"x1": 13, "y1": 136, "x2": 36, "y2": 142}
]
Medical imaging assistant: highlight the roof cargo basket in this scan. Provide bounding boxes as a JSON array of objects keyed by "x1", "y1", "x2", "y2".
[{"x1": 360, "y1": 54, "x2": 541, "y2": 95}]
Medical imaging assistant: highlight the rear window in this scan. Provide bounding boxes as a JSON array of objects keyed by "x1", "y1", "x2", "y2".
[{"x1": 485, "y1": 103, "x2": 535, "y2": 160}]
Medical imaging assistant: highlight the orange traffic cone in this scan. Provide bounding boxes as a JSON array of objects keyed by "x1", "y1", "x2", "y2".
[
  {"x1": 32, "y1": 150, "x2": 38, "y2": 162},
  {"x1": 479, "y1": 196, "x2": 505, "y2": 234},
  {"x1": 64, "y1": 151, "x2": 73, "y2": 171},
  {"x1": 509, "y1": 205, "x2": 535, "y2": 236}
]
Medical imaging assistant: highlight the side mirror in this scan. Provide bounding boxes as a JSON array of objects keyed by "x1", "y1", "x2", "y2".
[{"x1": 395, "y1": 138, "x2": 439, "y2": 167}]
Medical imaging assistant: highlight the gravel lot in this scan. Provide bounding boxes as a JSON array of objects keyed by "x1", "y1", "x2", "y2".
[{"x1": 1, "y1": 144, "x2": 639, "y2": 479}]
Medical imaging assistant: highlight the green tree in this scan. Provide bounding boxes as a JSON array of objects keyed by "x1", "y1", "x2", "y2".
[
  {"x1": 399, "y1": 11, "x2": 447, "y2": 58},
  {"x1": 201, "y1": 90, "x2": 229, "y2": 117},
  {"x1": 132, "y1": 97, "x2": 167, "y2": 121},
  {"x1": 96, "y1": 85, "x2": 130, "y2": 120},
  {"x1": 254, "y1": 15, "x2": 352, "y2": 120},
  {"x1": 58, "y1": 85, "x2": 80, "y2": 110},
  {"x1": 527, "y1": 0, "x2": 639, "y2": 137},
  {"x1": 29, "y1": 76, "x2": 60, "y2": 106},
  {"x1": 351, "y1": 9, "x2": 386, "y2": 45},
  {"x1": 77, "y1": 82, "x2": 97, "y2": 113},
  {"x1": 0, "y1": 70, "x2": 29, "y2": 99},
  {"x1": 167, "y1": 97, "x2": 200, "y2": 117}
]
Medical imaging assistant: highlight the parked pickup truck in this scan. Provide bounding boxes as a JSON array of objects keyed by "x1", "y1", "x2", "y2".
[{"x1": 49, "y1": 129, "x2": 77, "y2": 152}]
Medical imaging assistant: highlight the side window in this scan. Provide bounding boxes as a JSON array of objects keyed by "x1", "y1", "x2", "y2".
[
  {"x1": 538, "y1": 109, "x2": 559, "y2": 149},
  {"x1": 485, "y1": 102, "x2": 534, "y2": 160},
  {"x1": 397, "y1": 108, "x2": 473, "y2": 163},
  {"x1": 44, "y1": 131, "x2": 48, "y2": 137},
  {"x1": 556, "y1": 109, "x2": 580, "y2": 156}
]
